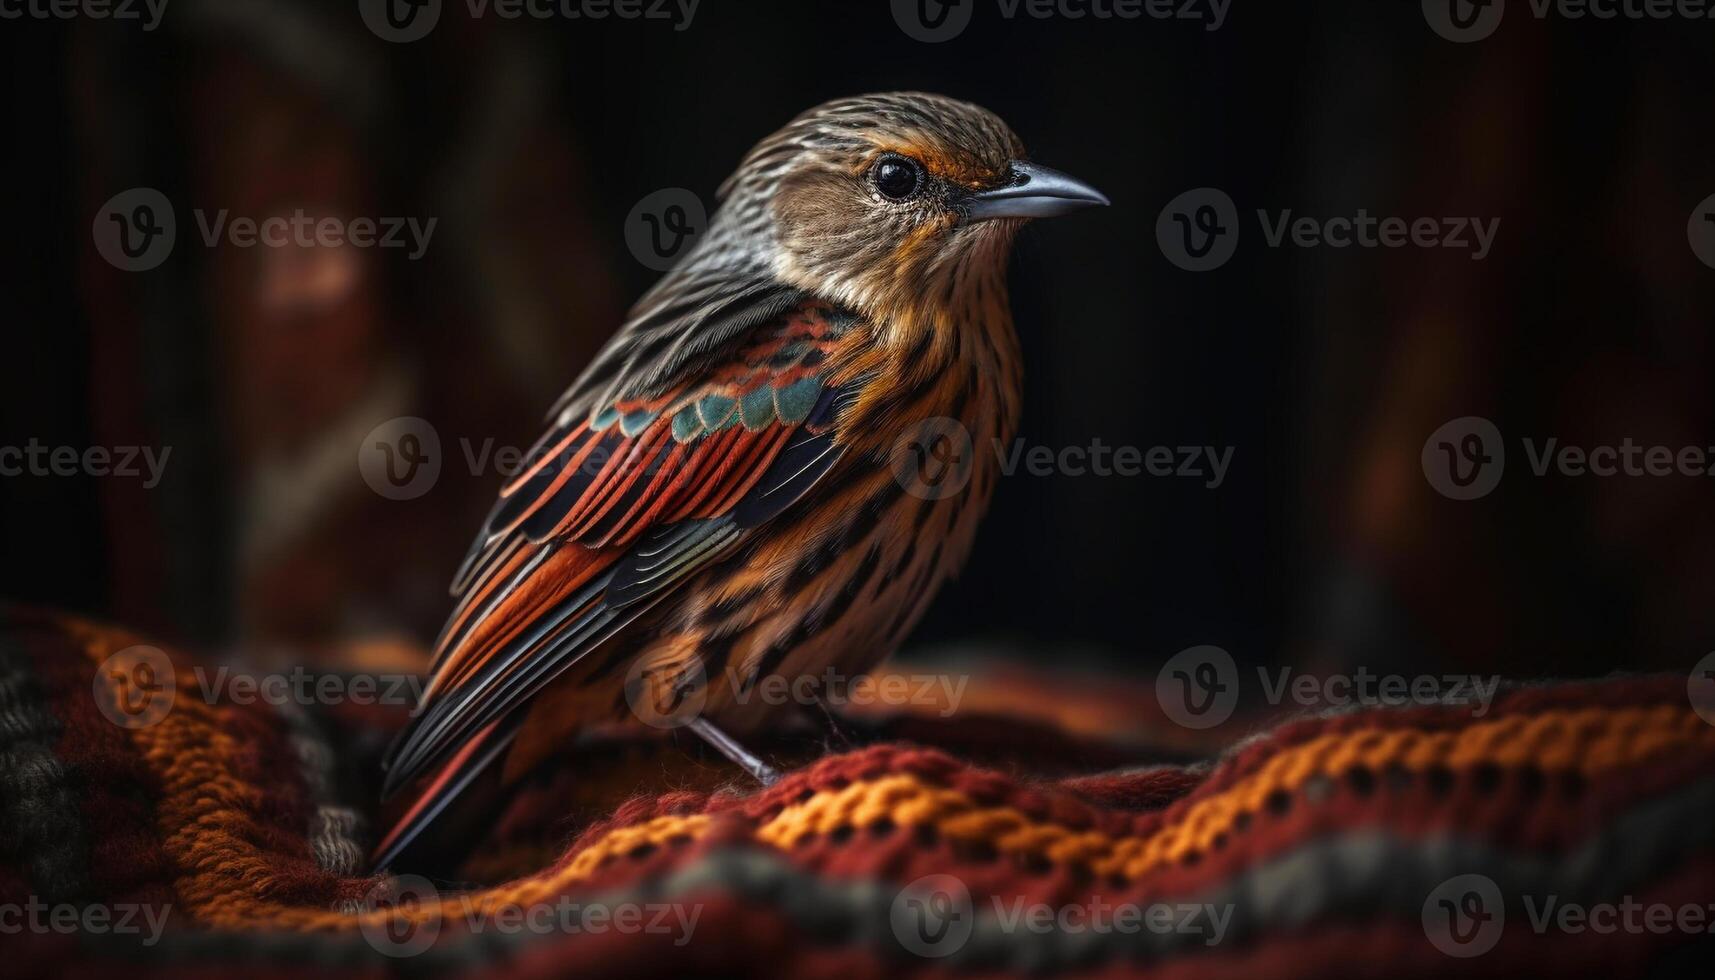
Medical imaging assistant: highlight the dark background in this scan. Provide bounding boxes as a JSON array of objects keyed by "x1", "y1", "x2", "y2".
[{"x1": 4, "y1": 0, "x2": 1713, "y2": 684}]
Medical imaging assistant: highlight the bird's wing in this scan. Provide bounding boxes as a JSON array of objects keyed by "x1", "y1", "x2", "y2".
[
  {"x1": 552, "y1": 264, "x2": 812, "y2": 420},
  {"x1": 380, "y1": 294, "x2": 864, "y2": 800}
]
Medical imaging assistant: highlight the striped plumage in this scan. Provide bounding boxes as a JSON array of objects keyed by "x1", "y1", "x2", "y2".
[{"x1": 376, "y1": 93, "x2": 1106, "y2": 866}]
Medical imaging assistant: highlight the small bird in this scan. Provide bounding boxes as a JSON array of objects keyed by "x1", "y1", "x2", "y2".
[{"x1": 374, "y1": 92, "x2": 1106, "y2": 867}]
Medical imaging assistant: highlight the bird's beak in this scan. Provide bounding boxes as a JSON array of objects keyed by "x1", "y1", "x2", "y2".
[{"x1": 965, "y1": 161, "x2": 1110, "y2": 221}]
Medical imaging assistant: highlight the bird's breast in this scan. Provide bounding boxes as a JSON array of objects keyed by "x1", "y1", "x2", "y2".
[{"x1": 671, "y1": 305, "x2": 1020, "y2": 721}]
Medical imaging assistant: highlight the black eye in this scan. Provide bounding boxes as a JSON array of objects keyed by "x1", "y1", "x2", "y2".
[{"x1": 872, "y1": 154, "x2": 925, "y2": 202}]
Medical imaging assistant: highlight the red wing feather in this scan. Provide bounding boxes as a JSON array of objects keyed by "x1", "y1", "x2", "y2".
[{"x1": 382, "y1": 300, "x2": 860, "y2": 804}]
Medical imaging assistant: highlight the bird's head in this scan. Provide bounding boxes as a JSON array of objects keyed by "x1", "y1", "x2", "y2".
[{"x1": 702, "y1": 92, "x2": 1108, "y2": 326}]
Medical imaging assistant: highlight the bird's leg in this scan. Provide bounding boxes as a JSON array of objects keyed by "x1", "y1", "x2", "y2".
[
  {"x1": 686, "y1": 717, "x2": 779, "y2": 785},
  {"x1": 807, "y1": 694, "x2": 855, "y2": 748}
]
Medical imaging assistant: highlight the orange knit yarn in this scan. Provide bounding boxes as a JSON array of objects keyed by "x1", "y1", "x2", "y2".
[{"x1": 65, "y1": 621, "x2": 1715, "y2": 933}]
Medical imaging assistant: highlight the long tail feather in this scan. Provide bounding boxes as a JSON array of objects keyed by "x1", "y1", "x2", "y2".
[{"x1": 371, "y1": 717, "x2": 519, "y2": 871}]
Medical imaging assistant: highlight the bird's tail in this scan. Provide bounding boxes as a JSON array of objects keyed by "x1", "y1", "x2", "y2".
[{"x1": 370, "y1": 715, "x2": 520, "y2": 871}]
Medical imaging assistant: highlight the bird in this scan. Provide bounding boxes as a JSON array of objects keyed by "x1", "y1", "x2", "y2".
[{"x1": 373, "y1": 92, "x2": 1107, "y2": 869}]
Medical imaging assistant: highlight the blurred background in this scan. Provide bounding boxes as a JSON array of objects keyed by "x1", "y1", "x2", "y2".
[{"x1": 4, "y1": 0, "x2": 1713, "y2": 697}]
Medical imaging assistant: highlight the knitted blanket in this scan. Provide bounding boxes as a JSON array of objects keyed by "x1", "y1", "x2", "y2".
[{"x1": 2, "y1": 605, "x2": 1712, "y2": 977}]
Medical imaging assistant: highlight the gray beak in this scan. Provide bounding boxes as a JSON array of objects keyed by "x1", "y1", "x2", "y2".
[{"x1": 965, "y1": 161, "x2": 1110, "y2": 221}]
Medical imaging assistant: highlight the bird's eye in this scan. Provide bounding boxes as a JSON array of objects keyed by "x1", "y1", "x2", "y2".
[{"x1": 871, "y1": 154, "x2": 925, "y2": 202}]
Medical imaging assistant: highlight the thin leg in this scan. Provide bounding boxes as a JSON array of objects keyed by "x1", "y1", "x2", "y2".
[
  {"x1": 687, "y1": 717, "x2": 780, "y2": 785},
  {"x1": 802, "y1": 695, "x2": 892, "y2": 746},
  {"x1": 807, "y1": 696, "x2": 854, "y2": 748}
]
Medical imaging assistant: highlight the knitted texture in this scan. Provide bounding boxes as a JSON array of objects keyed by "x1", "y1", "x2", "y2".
[{"x1": 1, "y1": 604, "x2": 1711, "y2": 978}]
